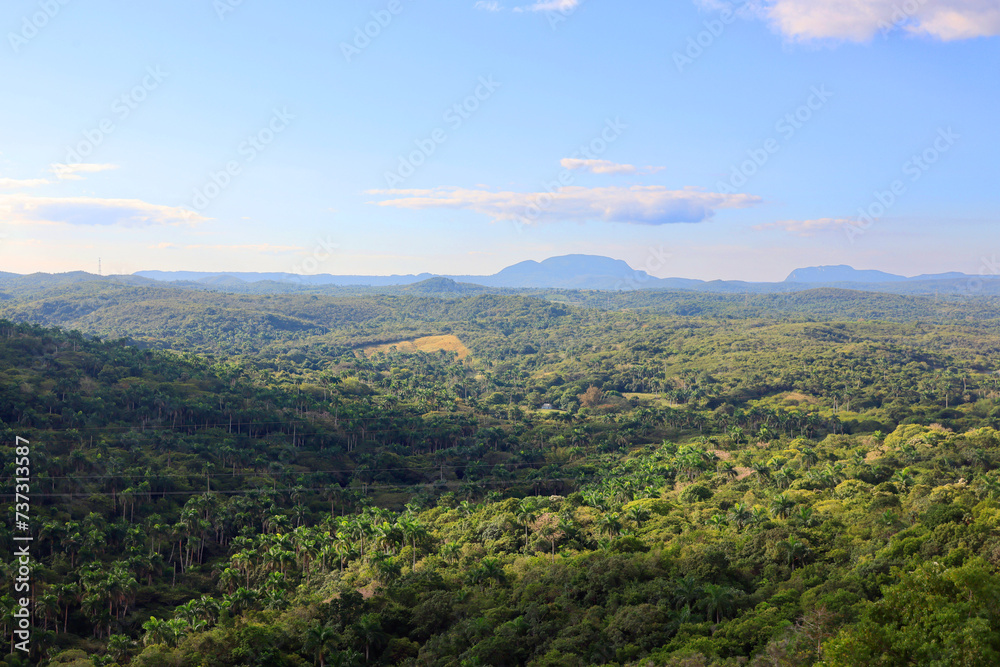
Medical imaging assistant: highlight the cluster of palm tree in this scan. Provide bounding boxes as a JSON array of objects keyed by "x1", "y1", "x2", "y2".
[
  {"x1": 77, "y1": 562, "x2": 139, "y2": 638},
  {"x1": 668, "y1": 575, "x2": 744, "y2": 625},
  {"x1": 216, "y1": 505, "x2": 432, "y2": 607}
]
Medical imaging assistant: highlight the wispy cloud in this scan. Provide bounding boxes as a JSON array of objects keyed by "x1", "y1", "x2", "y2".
[
  {"x1": 368, "y1": 185, "x2": 760, "y2": 225},
  {"x1": 754, "y1": 217, "x2": 855, "y2": 236},
  {"x1": 758, "y1": 0, "x2": 1000, "y2": 42},
  {"x1": 0, "y1": 177, "x2": 50, "y2": 189},
  {"x1": 50, "y1": 163, "x2": 120, "y2": 181},
  {"x1": 0, "y1": 194, "x2": 209, "y2": 228},
  {"x1": 560, "y1": 158, "x2": 665, "y2": 175},
  {"x1": 561, "y1": 159, "x2": 636, "y2": 175},
  {"x1": 474, "y1": 1, "x2": 504, "y2": 11},
  {"x1": 522, "y1": 0, "x2": 580, "y2": 10}
]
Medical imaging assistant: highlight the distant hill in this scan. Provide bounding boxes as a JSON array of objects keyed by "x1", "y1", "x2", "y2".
[
  {"x1": 397, "y1": 277, "x2": 490, "y2": 296},
  {"x1": 136, "y1": 270, "x2": 435, "y2": 287},
  {"x1": 785, "y1": 265, "x2": 907, "y2": 283},
  {"x1": 480, "y1": 255, "x2": 657, "y2": 289},
  {"x1": 135, "y1": 255, "x2": 674, "y2": 291}
]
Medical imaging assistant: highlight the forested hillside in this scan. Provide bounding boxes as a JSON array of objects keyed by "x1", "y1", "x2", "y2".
[{"x1": 2, "y1": 283, "x2": 1000, "y2": 665}]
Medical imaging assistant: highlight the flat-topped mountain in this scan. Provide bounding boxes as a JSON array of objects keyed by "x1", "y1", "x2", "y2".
[{"x1": 785, "y1": 265, "x2": 907, "y2": 283}]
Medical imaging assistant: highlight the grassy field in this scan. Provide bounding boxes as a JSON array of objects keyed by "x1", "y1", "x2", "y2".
[{"x1": 363, "y1": 334, "x2": 472, "y2": 360}]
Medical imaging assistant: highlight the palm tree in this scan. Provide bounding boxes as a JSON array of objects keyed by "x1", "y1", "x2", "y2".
[
  {"x1": 225, "y1": 587, "x2": 258, "y2": 615},
  {"x1": 531, "y1": 513, "x2": 565, "y2": 562},
  {"x1": 35, "y1": 592, "x2": 59, "y2": 632},
  {"x1": 174, "y1": 599, "x2": 200, "y2": 628},
  {"x1": 892, "y1": 468, "x2": 916, "y2": 489},
  {"x1": 777, "y1": 537, "x2": 810, "y2": 571},
  {"x1": 770, "y1": 493, "x2": 795, "y2": 520},
  {"x1": 305, "y1": 623, "x2": 338, "y2": 667},
  {"x1": 194, "y1": 596, "x2": 219, "y2": 624},
  {"x1": 773, "y1": 467, "x2": 795, "y2": 489},
  {"x1": 477, "y1": 558, "x2": 505, "y2": 589},
  {"x1": 727, "y1": 503, "x2": 751, "y2": 532},
  {"x1": 749, "y1": 463, "x2": 771, "y2": 487},
  {"x1": 107, "y1": 634, "x2": 134, "y2": 664},
  {"x1": 626, "y1": 506, "x2": 651, "y2": 527},
  {"x1": 142, "y1": 616, "x2": 171, "y2": 646},
  {"x1": 718, "y1": 461, "x2": 739, "y2": 480},
  {"x1": 440, "y1": 542, "x2": 461, "y2": 563},
  {"x1": 598, "y1": 512, "x2": 623, "y2": 538},
  {"x1": 326, "y1": 539, "x2": 351, "y2": 573},
  {"x1": 354, "y1": 613, "x2": 385, "y2": 662},
  {"x1": 700, "y1": 584, "x2": 739, "y2": 624},
  {"x1": 799, "y1": 447, "x2": 819, "y2": 469},
  {"x1": 515, "y1": 499, "x2": 537, "y2": 553},
  {"x1": 673, "y1": 575, "x2": 701, "y2": 610},
  {"x1": 824, "y1": 462, "x2": 845, "y2": 486},
  {"x1": 707, "y1": 514, "x2": 728, "y2": 531},
  {"x1": 397, "y1": 516, "x2": 428, "y2": 570},
  {"x1": 794, "y1": 506, "x2": 817, "y2": 528}
]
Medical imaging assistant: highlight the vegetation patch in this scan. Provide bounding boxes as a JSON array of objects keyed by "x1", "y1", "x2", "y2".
[{"x1": 364, "y1": 334, "x2": 471, "y2": 360}]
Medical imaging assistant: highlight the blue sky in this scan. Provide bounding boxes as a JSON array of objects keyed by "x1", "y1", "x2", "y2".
[{"x1": 1, "y1": 0, "x2": 997, "y2": 281}]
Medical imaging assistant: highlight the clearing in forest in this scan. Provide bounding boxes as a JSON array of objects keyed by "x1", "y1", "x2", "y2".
[{"x1": 364, "y1": 334, "x2": 471, "y2": 360}]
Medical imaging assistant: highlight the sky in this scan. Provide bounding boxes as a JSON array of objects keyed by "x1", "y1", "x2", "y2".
[{"x1": 0, "y1": 0, "x2": 998, "y2": 281}]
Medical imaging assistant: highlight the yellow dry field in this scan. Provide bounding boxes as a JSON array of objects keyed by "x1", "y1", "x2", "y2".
[
  {"x1": 783, "y1": 392, "x2": 819, "y2": 404},
  {"x1": 364, "y1": 335, "x2": 471, "y2": 360}
]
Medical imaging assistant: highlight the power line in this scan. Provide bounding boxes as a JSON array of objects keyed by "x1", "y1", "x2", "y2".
[
  {"x1": 18, "y1": 458, "x2": 577, "y2": 481},
  {"x1": 0, "y1": 477, "x2": 586, "y2": 500}
]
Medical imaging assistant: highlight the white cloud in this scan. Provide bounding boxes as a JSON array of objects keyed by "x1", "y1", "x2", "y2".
[
  {"x1": 0, "y1": 194, "x2": 208, "y2": 228},
  {"x1": 561, "y1": 159, "x2": 637, "y2": 175},
  {"x1": 512, "y1": 0, "x2": 579, "y2": 12},
  {"x1": 754, "y1": 217, "x2": 855, "y2": 236},
  {"x1": 560, "y1": 158, "x2": 666, "y2": 175},
  {"x1": 474, "y1": 1, "x2": 504, "y2": 10},
  {"x1": 49, "y1": 163, "x2": 120, "y2": 181},
  {"x1": 758, "y1": 0, "x2": 1000, "y2": 42},
  {"x1": 524, "y1": 0, "x2": 580, "y2": 9},
  {"x1": 0, "y1": 177, "x2": 50, "y2": 189},
  {"x1": 368, "y1": 185, "x2": 760, "y2": 225}
]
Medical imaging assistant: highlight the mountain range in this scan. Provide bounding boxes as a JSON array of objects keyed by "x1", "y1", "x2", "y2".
[{"x1": 129, "y1": 255, "x2": 996, "y2": 295}]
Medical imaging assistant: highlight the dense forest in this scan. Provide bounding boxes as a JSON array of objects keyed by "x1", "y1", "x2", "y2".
[{"x1": 2, "y1": 280, "x2": 1000, "y2": 665}]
